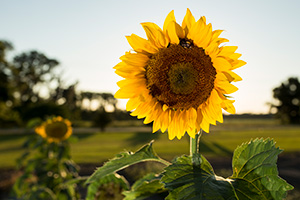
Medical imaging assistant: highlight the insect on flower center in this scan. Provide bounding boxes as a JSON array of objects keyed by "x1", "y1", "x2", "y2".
[
  {"x1": 45, "y1": 121, "x2": 68, "y2": 139},
  {"x1": 146, "y1": 39, "x2": 217, "y2": 110}
]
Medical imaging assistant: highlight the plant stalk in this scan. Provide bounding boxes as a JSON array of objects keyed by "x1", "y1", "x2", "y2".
[{"x1": 190, "y1": 130, "x2": 202, "y2": 156}]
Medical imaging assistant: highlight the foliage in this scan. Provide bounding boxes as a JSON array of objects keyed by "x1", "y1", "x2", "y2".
[
  {"x1": 0, "y1": 40, "x2": 13, "y2": 102},
  {"x1": 11, "y1": 51, "x2": 60, "y2": 106},
  {"x1": 86, "y1": 142, "x2": 170, "y2": 199},
  {"x1": 162, "y1": 139, "x2": 293, "y2": 200},
  {"x1": 123, "y1": 173, "x2": 167, "y2": 200},
  {"x1": 0, "y1": 40, "x2": 119, "y2": 126},
  {"x1": 93, "y1": 107, "x2": 112, "y2": 131},
  {"x1": 21, "y1": 102, "x2": 71, "y2": 121},
  {"x1": 12, "y1": 134, "x2": 82, "y2": 199},
  {"x1": 86, "y1": 173, "x2": 129, "y2": 200},
  {"x1": 272, "y1": 77, "x2": 300, "y2": 124},
  {"x1": 86, "y1": 139, "x2": 293, "y2": 200}
]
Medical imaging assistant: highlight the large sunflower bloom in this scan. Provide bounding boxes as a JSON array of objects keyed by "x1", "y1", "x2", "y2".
[
  {"x1": 35, "y1": 116, "x2": 72, "y2": 143},
  {"x1": 114, "y1": 9, "x2": 246, "y2": 140}
]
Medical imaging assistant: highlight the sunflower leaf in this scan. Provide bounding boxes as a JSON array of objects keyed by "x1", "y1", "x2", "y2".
[
  {"x1": 86, "y1": 141, "x2": 163, "y2": 184},
  {"x1": 230, "y1": 138, "x2": 294, "y2": 200},
  {"x1": 86, "y1": 173, "x2": 129, "y2": 200},
  {"x1": 161, "y1": 138, "x2": 293, "y2": 200},
  {"x1": 123, "y1": 173, "x2": 167, "y2": 200},
  {"x1": 161, "y1": 154, "x2": 236, "y2": 200}
]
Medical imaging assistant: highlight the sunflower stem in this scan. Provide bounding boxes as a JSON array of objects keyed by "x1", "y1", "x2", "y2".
[{"x1": 190, "y1": 130, "x2": 202, "y2": 156}]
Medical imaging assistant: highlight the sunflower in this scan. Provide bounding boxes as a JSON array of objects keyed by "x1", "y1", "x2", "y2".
[
  {"x1": 35, "y1": 116, "x2": 72, "y2": 143},
  {"x1": 114, "y1": 9, "x2": 246, "y2": 140}
]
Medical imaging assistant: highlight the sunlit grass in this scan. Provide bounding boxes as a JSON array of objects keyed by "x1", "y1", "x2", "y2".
[{"x1": 0, "y1": 119, "x2": 300, "y2": 168}]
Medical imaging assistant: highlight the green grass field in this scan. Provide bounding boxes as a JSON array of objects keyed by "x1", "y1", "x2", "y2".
[{"x1": 0, "y1": 118, "x2": 300, "y2": 169}]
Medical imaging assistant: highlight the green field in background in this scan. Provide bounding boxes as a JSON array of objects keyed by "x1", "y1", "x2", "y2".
[{"x1": 0, "y1": 118, "x2": 300, "y2": 169}]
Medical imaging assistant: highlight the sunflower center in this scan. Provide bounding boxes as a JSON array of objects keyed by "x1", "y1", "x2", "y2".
[
  {"x1": 146, "y1": 40, "x2": 216, "y2": 109},
  {"x1": 45, "y1": 121, "x2": 68, "y2": 139},
  {"x1": 168, "y1": 62, "x2": 197, "y2": 95}
]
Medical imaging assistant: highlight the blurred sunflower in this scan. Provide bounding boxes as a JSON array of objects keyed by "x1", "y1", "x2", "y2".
[
  {"x1": 114, "y1": 9, "x2": 246, "y2": 140},
  {"x1": 35, "y1": 116, "x2": 72, "y2": 143}
]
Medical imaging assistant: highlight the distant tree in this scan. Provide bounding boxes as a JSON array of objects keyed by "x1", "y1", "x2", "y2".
[
  {"x1": 80, "y1": 91, "x2": 117, "y2": 112},
  {"x1": 93, "y1": 106, "x2": 112, "y2": 131},
  {"x1": 21, "y1": 102, "x2": 70, "y2": 122},
  {"x1": 9, "y1": 51, "x2": 60, "y2": 106},
  {"x1": 0, "y1": 40, "x2": 13, "y2": 102},
  {"x1": 0, "y1": 41, "x2": 21, "y2": 126},
  {"x1": 272, "y1": 77, "x2": 300, "y2": 124}
]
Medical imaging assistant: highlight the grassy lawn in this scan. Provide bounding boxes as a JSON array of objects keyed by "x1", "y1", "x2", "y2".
[{"x1": 0, "y1": 118, "x2": 300, "y2": 169}]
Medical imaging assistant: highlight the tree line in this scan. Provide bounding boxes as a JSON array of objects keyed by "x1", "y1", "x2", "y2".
[
  {"x1": 0, "y1": 40, "x2": 130, "y2": 129},
  {"x1": 1, "y1": 40, "x2": 299, "y2": 128}
]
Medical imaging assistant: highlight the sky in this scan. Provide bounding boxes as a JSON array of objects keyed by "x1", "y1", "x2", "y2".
[{"x1": 1, "y1": 0, "x2": 300, "y2": 114}]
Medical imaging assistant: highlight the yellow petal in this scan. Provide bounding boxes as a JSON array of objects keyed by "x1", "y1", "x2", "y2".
[
  {"x1": 141, "y1": 22, "x2": 168, "y2": 48},
  {"x1": 218, "y1": 46, "x2": 238, "y2": 57},
  {"x1": 152, "y1": 109, "x2": 163, "y2": 133},
  {"x1": 143, "y1": 101, "x2": 158, "y2": 124},
  {"x1": 160, "y1": 109, "x2": 170, "y2": 133},
  {"x1": 117, "y1": 78, "x2": 145, "y2": 88},
  {"x1": 188, "y1": 16, "x2": 205, "y2": 40},
  {"x1": 144, "y1": 113, "x2": 154, "y2": 124},
  {"x1": 126, "y1": 34, "x2": 158, "y2": 54},
  {"x1": 213, "y1": 57, "x2": 232, "y2": 71},
  {"x1": 207, "y1": 92, "x2": 223, "y2": 123},
  {"x1": 187, "y1": 127, "x2": 196, "y2": 138},
  {"x1": 168, "y1": 110, "x2": 177, "y2": 140},
  {"x1": 231, "y1": 60, "x2": 246, "y2": 70},
  {"x1": 114, "y1": 69, "x2": 144, "y2": 79},
  {"x1": 195, "y1": 108, "x2": 203, "y2": 131},
  {"x1": 187, "y1": 107, "x2": 197, "y2": 129},
  {"x1": 182, "y1": 8, "x2": 196, "y2": 36},
  {"x1": 211, "y1": 30, "x2": 223, "y2": 40},
  {"x1": 166, "y1": 21, "x2": 184, "y2": 44},
  {"x1": 210, "y1": 89, "x2": 223, "y2": 104},
  {"x1": 202, "y1": 104, "x2": 216, "y2": 125},
  {"x1": 120, "y1": 52, "x2": 149, "y2": 67},
  {"x1": 126, "y1": 97, "x2": 141, "y2": 111},
  {"x1": 196, "y1": 23, "x2": 212, "y2": 48},
  {"x1": 189, "y1": 17, "x2": 212, "y2": 48},
  {"x1": 163, "y1": 10, "x2": 175, "y2": 34},
  {"x1": 223, "y1": 71, "x2": 242, "y2": 82},
  {"x1": 131, "y1": 101, "x2": 149, "y2": 118},
  {"x1": 114, "y1": 63, "x2": 145, "y2": 74},
  {"x1": 114, "y1": 85, "x2": 144, "y2": 99},
  {"x1": 162, "y1": 104, "x2": 169, "y2": 111},
  {"x1": 143, "y1": 101, "x2": 159, "y2": 123},
  {"x1": 221, "y1": 99, "x2": 236, "y2": 114},
  {"x1": 200, "y1": 117, "x2": 210, "y2": 133},
  {"x1": 229, "y1": 53, "x2": 242, "y2": 60},
  {"x1": 205, "y1": 42, "x2": 219, "y2": 59},
  {"x1": 216, "y1": 80, "x2": 238, "y2": 94}
]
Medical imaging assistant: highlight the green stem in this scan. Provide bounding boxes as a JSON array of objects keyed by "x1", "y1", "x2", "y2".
[{"x1": 190, "y1": 130, "x2": 202, "y2": 156}]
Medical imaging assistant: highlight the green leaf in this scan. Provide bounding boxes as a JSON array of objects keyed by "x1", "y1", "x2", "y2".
[
  {"x1": 161, "y1": 138, "x2": 294, "y2": 200},
  {"x1": 86, "y1": 141, "x2": 166, "y2": 184},
  {"x1": 161, "y1": 154, "x2": 236, "y2": 200},
  {"x1": 123, "y1": 173, "x2": 167, "y2": 200},
  {"x1": 230, "y1": 138, "x2": 294, "y2": 200},
  {"x1": 86, "y1": 173, "x2": 130, "y2": 200}
]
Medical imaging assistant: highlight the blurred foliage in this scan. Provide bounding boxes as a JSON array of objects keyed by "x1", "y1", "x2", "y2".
[
  {"x1": 12, "y1": 132, "x2": 82, "y2": 199},
  {"x1": 272, "y1": 77, "x2": 300, "y2": 124},
  {"x1": 0, "y1": 40, "x2": 123, "y2": 127},
  {"x1": 93, "y1": 107, "x2": 112, "y2": 131},
  {"x1": 20, "y1": 102, "x2": 71, "y2": 122}
]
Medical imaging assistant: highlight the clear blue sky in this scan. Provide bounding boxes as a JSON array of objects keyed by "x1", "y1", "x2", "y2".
[{"x1": 1, "y1": 0, "x2": 300, "y2": 114}]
